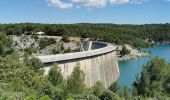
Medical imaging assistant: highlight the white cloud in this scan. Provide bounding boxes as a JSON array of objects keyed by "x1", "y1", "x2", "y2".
[
  {"x1": 72, "y1": 0, "x2": 108, "y2": 8},
  {"x1": 110, "y1": 0, "x2": 129, "y2": 4},
  {"x1": 47, "y1": 0, "x2": 149, "y2": 9},
  {"x1": 48, "y1": 0, "x2": 73, "y2": 9},
  {"x1": 129, "y1": 0, "x2": 149, "y2": 4}
]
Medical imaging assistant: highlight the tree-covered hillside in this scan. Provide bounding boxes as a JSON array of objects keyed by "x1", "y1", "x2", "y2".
[
  {"x1": 1, "y1": 23, "x2": 170, "y2": 47},
  {"x1": 0, "y1": 32, "x2": 170, "y2": 99}
]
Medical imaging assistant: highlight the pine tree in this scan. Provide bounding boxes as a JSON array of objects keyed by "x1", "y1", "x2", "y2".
[
  {"x1": 48, "y1": 64, "x2": 63, "y2": 86},
  {"x1": 123, "y1": 86, "x2": 131, "y2": 100},
  {"x1": 92, "y1": 82, "x2": 105, "y2": 97},
  {"x1": 109, "y1": 82, "x2": 120, "y2": 93},
  {"x1": 65, "y1": 66, "x2": 85, "y2": 95}
]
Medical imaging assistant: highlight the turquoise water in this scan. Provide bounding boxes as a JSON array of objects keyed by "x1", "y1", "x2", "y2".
[{"x1": 118, "y1": 45, "x2": 170, "y2": 89}]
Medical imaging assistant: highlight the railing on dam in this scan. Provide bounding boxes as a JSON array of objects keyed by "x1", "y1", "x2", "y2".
[{"x1": 37, "y1": 42, "x2": 117, "y2": 63}]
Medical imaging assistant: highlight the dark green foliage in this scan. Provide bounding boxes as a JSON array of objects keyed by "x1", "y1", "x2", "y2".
[
  {"x1": 99, "y1": 90, "x2": 114, "y2": 100},
  {"x1": 87, "y1": 95, "x2": 99, "y2": 100},
  {"x1": 120, "y1": 45, "x2": 130, "y2": 56},
  {"x1": 65, "y1": 66, "x2": 85, "y2": 95},
  {"x1": 1, "y1": 23, "x2": 170, "y2": 48},
  {"x1": 133, "y1": 57, "x2": 170, "y2": 97},
  {"x1": 50, "y1": 87, "x2": 64, "y2": 100},
  {"x1": 31, "y1": 35, "x2": 39, "y2": 41},
  {"x1": 48, "y1": 64, "x2": 63, "y2": 86},
  {"x1": 25, "y1": 94, "x2": 36, "y2": 100},
  {"x1": 92, "y1": 82, "x2": 105, "y2": 97},
  {"x1": 36, "y1": 79, "x2": 53, "y2": 99},
  {"x1": 133, "y1": 66, "x2": 150, "y2": 96},
  {"x1": 0, "y1": 32, "x2": 13, "y2": 56},
  {"x1": 26, "y1": 57, "x2": 43, "y2": 71},
  {"x1": 22, "y1": 25, "x2": 34, "y2": 35},
  {"x1": 60, "y1": 42, "x2": 64, "y2": 51},
  {"x1": 40, "y1": 95, "x2": 51, "y2": 100},
  {"x1": 56, "y1": 29, "x2": 67, "y2": 36},
  {"x1": 165, "y1": 76, "x2": 170, "y2": 94},
  {"x1": 16, "y1": 67, "x2": 36, "y2": 87},
  {"x1": 43, "y1": 26, "x2": 55, "y2": 36},
  {"x1": 43, "y1": 26, "x2": 67, "y2": 36},
  {"x1": 62, "y1": 34, "x2": 70, "y2": 43},
  {"x1": 39, "y1": 37, "x2": 56, "y2": 49},
  {"x1": 52, "y1": 48, "x2": 60, "y2": 54},
  {"x1": 0, "y1": 52, "x2": 22, "y2": 82},
  {"x1": 109, "y1": 82, "x2": 120, "y2": 93},
  {"x1": 123, "y1": 86, "x2": 131, "y2": 100},
  {"x1": 24, "y1": 47, "x2": 37, "y2": 55}
]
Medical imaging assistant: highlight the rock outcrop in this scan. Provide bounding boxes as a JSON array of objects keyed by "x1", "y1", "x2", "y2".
[{"x1": 118, "y1": 44, "x2": 149, "y2": 61}]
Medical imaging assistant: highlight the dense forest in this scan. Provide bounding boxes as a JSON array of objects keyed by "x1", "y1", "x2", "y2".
[
  {"x1": 1, "y1": 23, "x2": 170, "y2": 48},
  {"x1": 1, "y1": 30, "x2": 170, "y2": 99}
]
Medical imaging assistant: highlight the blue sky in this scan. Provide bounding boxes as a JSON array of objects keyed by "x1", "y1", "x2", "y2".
[{"x1": 0, "y1": 0, "x2": 170, "y2": 24}]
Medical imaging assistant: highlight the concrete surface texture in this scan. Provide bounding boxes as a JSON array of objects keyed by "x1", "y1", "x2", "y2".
[{"x1": 37, "y1": 42, "x2": 119, "y2": 88}]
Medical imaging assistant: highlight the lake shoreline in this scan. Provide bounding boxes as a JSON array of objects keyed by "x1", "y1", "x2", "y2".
[
  {"x1": 118, "y1": 45, "x2": 170, "y2": 89},
  {"x1": 118, "y1": 45, "x2": 150, "y2": 61}
]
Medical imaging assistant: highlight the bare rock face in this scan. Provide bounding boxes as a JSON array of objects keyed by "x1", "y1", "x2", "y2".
[
  {"x1": 64, "y1": 42, "x2": 78, "y2": 50},
  {"x1": 118, "y1": 44, "x2": 149, "y2": 61},
  {"x1": 12, "y1": 35, "x2": 81, "y2": 56},
  {"x1": 12, "y1": 35, "x2": 39, "y2": 50},
  {"x1": 12, "y1": 35, "x2": 39, "y2": 56}
]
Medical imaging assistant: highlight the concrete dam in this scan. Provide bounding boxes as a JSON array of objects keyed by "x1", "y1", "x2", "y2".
[{"x1": 37, "y1": 41, "x2": 119, "y2": 88}]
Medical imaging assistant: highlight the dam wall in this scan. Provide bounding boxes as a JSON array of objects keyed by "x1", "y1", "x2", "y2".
[{"x1": 37, "y1": 42, "x2": 119, "y2": 88}]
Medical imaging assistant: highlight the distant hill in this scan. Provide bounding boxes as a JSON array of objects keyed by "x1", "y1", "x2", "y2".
[{"x1": 0, "y1": 23, "x2": 170, "y2": 47}]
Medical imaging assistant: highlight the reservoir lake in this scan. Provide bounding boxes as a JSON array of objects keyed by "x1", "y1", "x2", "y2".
[{"x1": 118, "y1": 45, "x2": 170, "y2": 89}]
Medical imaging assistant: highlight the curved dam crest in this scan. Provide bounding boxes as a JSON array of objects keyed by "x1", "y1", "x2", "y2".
[{"x1": 37, "y1": 42, "x2": 119, "y2": 88}]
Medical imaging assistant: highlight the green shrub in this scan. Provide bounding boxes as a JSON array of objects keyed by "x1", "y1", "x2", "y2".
[
  {"x1": 48, "y1": 64, "x2": 63, "y2": 86},
  {"x1": 40, "y1": 95, "x2": 51, "y2": 100},
  {"x1": 87, "y1": 95, "x2": 99, "y2": 100},
  {"x1": 24, "y1": 47, "x2": 37, "y2": 55},
  {"x1": 52, "y1": 48, "x2": 60, "y2": 54},
  {"x1": 120, "y1": 45, "x2": 130, "y2": 56},
  {"x1": 39, "y1": 37, "x2": 56, "y2": 49},
  {"x1": 62, "y1": 35, "x2": 70, "y2": 43},
  {"x1": 99, "y1": 90, "x2": 114, "y2": 100},
  {"x1": 26, "y1": 57, "x2": 43, "y2": 71}
]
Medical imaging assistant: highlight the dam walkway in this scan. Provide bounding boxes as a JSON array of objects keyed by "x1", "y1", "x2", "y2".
[{"x1": 37, "y1": 42, "x2": 117, "y2": 63}]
